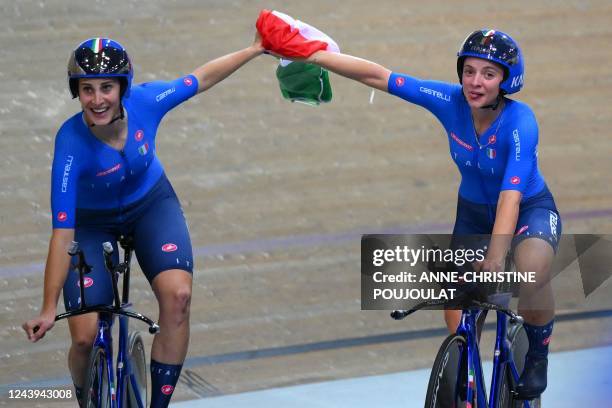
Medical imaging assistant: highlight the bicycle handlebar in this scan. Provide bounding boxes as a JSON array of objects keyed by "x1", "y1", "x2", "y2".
[
  {"x1": 390, "y1": 296, "x2": 524, "y2": 325},
  {"x1": 390, "y1": 244, "x2": 523, "y2": 324},
  {"x1": 55, "y1": 305, "x2": 160, "y2": 333},
  {"x1": 53, "y1": 239, "x2": 160, "y2": 334}
]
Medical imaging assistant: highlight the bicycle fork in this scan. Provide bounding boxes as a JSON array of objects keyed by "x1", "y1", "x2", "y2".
[
  {"x1": 115, "y1": 314, "x2": 128, "y2": 408},
  {"x1": 461, "y1": 310, "x2": 488, "y2": 407},
  {"x1": 97, "y1": 315, "x2": 118, "y2": 407},
  {"x1": 489, "y1": 311, "x2": 508, "y2": 406}
]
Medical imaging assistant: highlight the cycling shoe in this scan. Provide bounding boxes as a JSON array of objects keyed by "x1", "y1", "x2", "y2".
[{"x1": 515, "y1": 355, "x2": 547, "y2": 400}]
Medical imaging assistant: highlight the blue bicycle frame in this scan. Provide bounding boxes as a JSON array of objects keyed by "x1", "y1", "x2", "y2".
[
  {"x1": 92, "y1": 310, "x2": 146, "y2": 408},
  {"x1": 456, "y1": 309, "x2": 529, "y2": 408},
  {"x1": 54, "y1": 239, "x2": 157, "y2": 408}
]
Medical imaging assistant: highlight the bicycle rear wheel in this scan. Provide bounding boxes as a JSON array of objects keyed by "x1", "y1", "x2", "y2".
[
  {"x1": 126, "y1": 331, "x2": 148, "y2": 408},
  {"x1": 425, "y1": 334, "x2": 469, "y2": 408},
  {"x1": 495, "y1": 324, "x2": 541, "y2": 408},
  {"x1": 84, "y1": 346, "x2": 111, "y2": 408}
]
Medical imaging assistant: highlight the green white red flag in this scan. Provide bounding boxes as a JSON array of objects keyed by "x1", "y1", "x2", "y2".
[{"x1": 256, "y1": 9, "x2": 339, "y2": 58}]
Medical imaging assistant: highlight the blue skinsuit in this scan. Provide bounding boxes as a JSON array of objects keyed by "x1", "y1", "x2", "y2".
[
  {"x1": 50, "y1": 75, "x2": 199, "y2": 309},
  {"x1": 387, "y1": 73, "x2": 561, "y2": 249}
]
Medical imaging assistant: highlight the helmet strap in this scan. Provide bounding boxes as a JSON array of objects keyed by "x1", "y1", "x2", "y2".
[
  {"x1": 89, "y1": 102, "x2": 125, "y2": 127},
  {"x1": 108, "y1": 102, "x2": 125, "y2": 124},
  {"x1": 480, "y1": 94, "x2": 503, "y2": 110}
]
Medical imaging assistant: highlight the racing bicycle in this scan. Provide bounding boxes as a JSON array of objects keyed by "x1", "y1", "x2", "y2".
[
  {"x1": 54, "y1": 236, "x2": 159, "y2": 407},
  {"x1": 391, "y1": 256, "x2": 541, "y2": 408}
]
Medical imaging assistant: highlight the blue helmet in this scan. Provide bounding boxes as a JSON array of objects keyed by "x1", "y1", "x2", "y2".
[
  {"x1": 67, "y1": 38, "x2": 133, "y2": 99},
  {"x1": 457, "y1": 29, "x2": 524, "y2": 95}
]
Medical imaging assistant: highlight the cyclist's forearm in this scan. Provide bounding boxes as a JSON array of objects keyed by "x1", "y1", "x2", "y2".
[
  {"x1": 488, "y1": 191, "x2": 521, "y2": 261},
  {"x1": 307, "y1": 50, "x2": 392, "y2": 92},
  {"x1": 41, "y1": 229, "x2": 74, "y2": 314}
]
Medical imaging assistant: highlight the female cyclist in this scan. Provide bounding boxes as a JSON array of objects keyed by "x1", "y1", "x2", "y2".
[
  {"x1": 22, "y1": 34, "x2": 264, "y2": 407},
  {"x1": 262, "y1": 27, "x2": 561, "y2": 400}
]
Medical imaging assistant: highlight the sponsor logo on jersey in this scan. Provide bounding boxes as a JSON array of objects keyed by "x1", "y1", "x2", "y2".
[
  {"x1": 77, "y1": 277, "x2": 94, "y2": 288},
  {"x1": 395, "y1": 76, "x2": 405, "y2": 87},
  {"x1": 135, "y1": 130, "x2": 144, "y2": 141},
  {"x1": 184, "y1": 77, "x2": 193, "y2": 87},
  {"x1": 419, "y1": 86, "x2": 451, "y2": 102},
  {"x1": 162, "y1": 243, "x2": 178, "y2": 252},
  {"x1": 549, "y1": 211, "x2": 558, "y2": 240},
  {"x1": 488, "y1": 135, "x2": 496, "y2": 144},
  {"x1": 450, "y1": 132, "x2": 473, "y2": 151},
  {"x1": 156, "y1": 87, "x2": 176, "y2": 102},
  {"x1": 138, "y1": 143, "x2": 149, "y2": 156},
  {"x1": 542, "y1": 336, "x2": 551, "y2": 346},
  {"x1": 512, "y1": 129, "x2": 521, "y2": 161},
  {"x1": 57, "y1": 212, "x2": 68, "y2": 222},
  {"x1": 96, "y1": 163, "x2": 122, "y2": 177},
  {"x1": 486, "y1": 148, "x2": 496, "y2": 159},
  {"x1": 161, "y1": 385, "x2": 174, "y2": 395},
  {"x1": 515, "y1": 225, "x2": 529, "y2": 236},
  {"x1": 510, "y1": 176, "x2": 520, "y2": 185},
  {"x1": 61, "y1": 155, "x2": 74, "y2": 193}
]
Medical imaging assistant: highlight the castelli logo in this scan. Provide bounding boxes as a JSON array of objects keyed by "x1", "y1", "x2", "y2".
[
  {"x1": 162, "y1": 243, "x2": 178, "y2": 252},
  {"x1": 57, "y1": 212, "x2": 68, "y2": 222},
  {"x1": 77, "y1": 277, "x2": 94, "y2": 288},
  {"x1": 510, "y1": 176, "x2": 520, "y2": 185},
  {"x1": 542, "y1": 336, "x2": 551, "y2": 346},
  {"x1": 395, "y1": 77, "x2": 405, "y2": 87},
  {"x1": 488, "y1": 135, "x2": 496, "y2": 144},
  {"x1": 135, "y1": 130, "x2": 144, "y2": 141},
  {"x1": 184, "y1": 77, "x2": 193, "y2": 86},
  {"x1": 161, "y1": 385, "x2": 174, "y2": 395}
]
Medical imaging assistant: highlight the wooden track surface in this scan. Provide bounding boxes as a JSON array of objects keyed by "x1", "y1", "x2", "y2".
[{"x1": 1, "y1": 1, "x2": 611, "y2": 406}]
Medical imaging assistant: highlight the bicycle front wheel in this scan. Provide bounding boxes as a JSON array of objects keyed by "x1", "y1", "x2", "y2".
[
  {"x1": 425, "y1": 334, "x2": 468, "y2": 408},
  {"x1": 84, "y1": 346, "x2": 111, "y2": 408},
  {"x1": 126, "y1": 331, "x2": 147, "y2": 408}
]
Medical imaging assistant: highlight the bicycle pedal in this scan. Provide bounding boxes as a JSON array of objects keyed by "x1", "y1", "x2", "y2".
[{"x1": 510, "y1": 389, "x2": 539, "y2": 402}]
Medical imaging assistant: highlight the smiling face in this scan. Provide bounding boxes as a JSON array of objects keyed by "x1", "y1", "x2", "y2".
[
  {"x1": 78, "y1": 78, "x2": 122, "y2": 126},
  {"x1": 461, "y1": 57, "x2": 505, "y2": 109}
]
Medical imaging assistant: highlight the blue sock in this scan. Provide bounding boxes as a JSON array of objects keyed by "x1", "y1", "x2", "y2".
[
  {"x1": 150, "y1": 359, "x2": 183, "y2": 408},
  {"x1": 523, "y1": 320, "x2": 554, "y2": 359},
  {"x1": 74, "y1": 384, "x2": 83, "y2": 407}
]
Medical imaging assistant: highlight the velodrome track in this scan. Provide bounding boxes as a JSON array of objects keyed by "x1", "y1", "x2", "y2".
[
  {"x1": 171, "y1": 345, "x2": 612, "y2": 407},
  {"x1": 1, "y1": 1, "x2": 611, "y2": 406}
]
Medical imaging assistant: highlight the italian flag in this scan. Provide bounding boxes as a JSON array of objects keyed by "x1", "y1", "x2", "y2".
[{"x1": 256, "y1": 10, "x2": 339, "y2": 58}]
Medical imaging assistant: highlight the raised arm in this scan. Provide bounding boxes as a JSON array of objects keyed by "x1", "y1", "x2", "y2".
[
  {"x1": 192, "y1": 33, "x2": 265, "y2": 94},
  {"x1": 306, "y1": 50, "x2": 392, "y2": 92}
]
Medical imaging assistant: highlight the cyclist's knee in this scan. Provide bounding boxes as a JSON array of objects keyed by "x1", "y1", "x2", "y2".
[
  {"x1": 444, "y1": 309, "x2": 461, "y2": 333},
  {"x1": 70, "y1": 330, "x2": 96, "y2": 353},
  {"x1": 68, "y1": 315, "x2": 98, "y2": 353},
  {"x1": 514, "y1": 238, "x2": 554, "y2": 275},
  {"x1": 153, "y1": 269, "x2": 192, "y2": 323},
  {"x1": 160, "y1": 284, "x2": 192, "y2": 323},
  {"x1": 173, "y1": 285, "x2": 192, "y2": 314}
]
